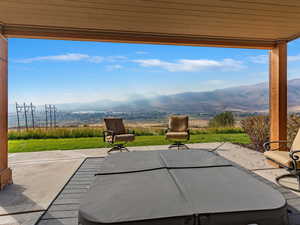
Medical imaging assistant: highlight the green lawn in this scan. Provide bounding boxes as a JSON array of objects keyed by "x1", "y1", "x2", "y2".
[{"x1": 8, "y1": 133, "x2": 250, "y2": 153}]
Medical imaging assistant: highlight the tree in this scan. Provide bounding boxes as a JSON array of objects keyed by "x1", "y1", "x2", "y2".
[{"x1": 209, "y1": 111, "x2": 235, "y2": 127}]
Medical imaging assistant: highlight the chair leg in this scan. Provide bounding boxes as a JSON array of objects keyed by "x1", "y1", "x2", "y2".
[
  {"x1": 168, "y1": 143, "x2": 180, "y2": 149},
  {"x1": 168, "y1": 142, "x2": 189, "y2": 150},
  {"x1": 107, "y1": 144, "x2": 130, "y2": 154},
  {"x1": 180, "y1": 143, "x2": 189, "y2": 150},
  {"x1": 107, "y1": 146, "x2": 120, "y2": 154},
  {"x1": 168, "y1": 143, "x2": 177, "y2": 149},
  {"x1": 122, "y1": 147, "x2": 130, "y2": 152},
  {"x1": 276, "y1": 172, "x2": 300, "y2": 192}
]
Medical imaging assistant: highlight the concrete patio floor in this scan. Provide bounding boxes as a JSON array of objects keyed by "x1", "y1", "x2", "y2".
[{"x1": 0, "y1": 143, "x2": 293, "y2": 225}]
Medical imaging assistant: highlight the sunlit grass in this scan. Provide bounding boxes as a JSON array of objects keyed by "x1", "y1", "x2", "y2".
[
  {"x1": 8, "y1": 127, "x2": 244, "y2": 140},
  {"x1": 8, "y1": 133, "x2": 250, "y2": 153}
]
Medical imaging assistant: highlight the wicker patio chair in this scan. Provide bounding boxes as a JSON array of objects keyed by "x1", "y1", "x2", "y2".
[
  {"x1": 165, "y1": 115, "x2": 190, "y2": 150},
  {"x1": 103, "y1": 118, "x2": 135, "y2": 154}
]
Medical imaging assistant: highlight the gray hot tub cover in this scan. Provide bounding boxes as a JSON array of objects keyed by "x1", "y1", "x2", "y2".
[{"x1": 79, "y1": 150, "x2": 288, "y2": 225}]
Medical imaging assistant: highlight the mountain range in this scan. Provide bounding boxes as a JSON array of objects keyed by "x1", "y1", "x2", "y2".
[{"x1": 11, "y1": 79, "x2": 300, "y2": 114}]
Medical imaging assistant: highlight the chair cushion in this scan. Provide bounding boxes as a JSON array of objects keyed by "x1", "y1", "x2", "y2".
[
  {"x1": 264, "y1": 151, "x2": 300, "y2": 168},
  {"x1": 291, "y1": 128, "x2": 300, "y2": 151},
  {"x1": 114, "y1": 134, "x2": 135, "y2": 142},
  {"x1": 104, "y1": 118, "x2": 126, "y2": 135},
  {"x1": 106, "y1": 134, "x2": 135, "y2": 143},
  {"x1": 169, "y1": 116, "x2": 188, "y2": 132},
  {"x1": 166, "y1": 132, "x2": 188, "y2": 140}
]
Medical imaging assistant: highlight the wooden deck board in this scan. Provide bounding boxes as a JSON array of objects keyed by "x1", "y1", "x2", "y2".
[{"x1": 35, "y1": 155, "x2": 300, "y2": 225}]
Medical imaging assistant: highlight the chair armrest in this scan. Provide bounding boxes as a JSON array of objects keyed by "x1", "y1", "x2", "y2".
[
  {"x1": 164, "y1": 128, "x2": 170, "y2": 140},
  {"x1": 263, "y1": 140, "x2": 290, "y2": 152},
  {"x1": 290, "y1": 150, "x2": 300, "y2": 170},
  {"x1": 103, "y1": 130, "x2": 115, "y2": 142}
]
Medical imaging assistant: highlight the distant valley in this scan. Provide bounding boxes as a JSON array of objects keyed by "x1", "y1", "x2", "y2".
[
  {"x1": 9, "y1": 79, "x2": 300, "y2": 114},
  {"x1": 55, "y1": 78, "x2": 300, "y2": 114}
]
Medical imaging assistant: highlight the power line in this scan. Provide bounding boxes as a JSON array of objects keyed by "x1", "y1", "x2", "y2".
[
  {"x1": 45, "y1": 104, "x2": 57, "y2": 128},
  {"x1": 14, "y1": 102, "x2": 57, "y2": 130}
]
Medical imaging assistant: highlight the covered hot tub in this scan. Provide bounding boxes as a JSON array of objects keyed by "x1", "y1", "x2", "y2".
[{"x1": 79, "y1": 150, "x2": 288, "y2": 225}]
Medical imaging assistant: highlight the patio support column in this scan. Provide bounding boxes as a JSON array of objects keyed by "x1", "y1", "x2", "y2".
[
  {"x1": 0, "y1": 34, "x2": 12, "y2": 190},
  {"x1": 269, "y1": 41, "x2": 287, "y2": 150}
]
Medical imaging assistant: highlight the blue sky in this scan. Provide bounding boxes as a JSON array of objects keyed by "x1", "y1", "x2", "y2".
[{"x1": 8, "y1": 38, "x2": 300, "y2": 105}]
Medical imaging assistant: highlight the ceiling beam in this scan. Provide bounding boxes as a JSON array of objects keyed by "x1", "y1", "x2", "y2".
[{"x1": 1, "y1": 23, "x2": 277, "y2": 49}]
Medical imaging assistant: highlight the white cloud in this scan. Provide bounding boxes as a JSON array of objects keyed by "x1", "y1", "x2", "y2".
[
  {"x1": 249, "y1": 54, "x2": 300, "y2": 64},
  {"x1": 132, "y1": 58, "x2": 244, "y2": 72},
  {"x1": 87, "y1": 56, "x2": 104, "y2": 63},
  {"x1": 106, "y1": 64, "x2": 123, "y2": 71},
  {"x1": 288, "y1": 54, "x2": 300, "y2": 62},
  {"x1": 249, "y1": 55, "x2": 268, "y2": 64},
  {"x1": 16, "y1": 53, "x2": 90, "y2": 63},
  {"x1": 287, "y1": 68, "x2": 300, "y2": 79},
  {"x1": 106, "y1": 56, "x2": 128, "y2": 62},
  {"x1": 14, "y1": 54, "x2": 127, "y2": 64}
]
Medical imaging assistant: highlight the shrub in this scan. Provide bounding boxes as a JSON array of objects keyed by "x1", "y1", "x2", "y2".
[
  {"x1": 8, "y1": 127, "x2": 105, "y2": 140},
  {"x1": 288, "y1": 114, "x2": 300, "y2": 147},
  {"x1": 241, "y1": 114, "x2": 300, "y2": 151},
  {"x1": 240, "y1": 115, "x2": 269, "y2": 152},
  {"x1": 8, "y1": 127, "x2": 165, "y2": 140},
  {"x1": 209, "y1": 111, "x2": 235, "y2": 127}
]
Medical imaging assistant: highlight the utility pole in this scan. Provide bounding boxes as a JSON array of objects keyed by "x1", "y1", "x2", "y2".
[
  {"x1": 45, "y1": 104, "x2": 48, "y2": 129},
  {"x1": 30, "y1": 103, "x2": 35, "y2": 129},
  {"x1": 49, "y1": 105, "x2": 53, "y2": 128},
  {"x1": 23, "y1": 103, "x2": 28, "y2": 131},
  {"x1": 53, "y1": 105, "x2": 57, "y2": 128},
  {"x1": 15, "y1": 103, "x2": 21, "y2": 130}
]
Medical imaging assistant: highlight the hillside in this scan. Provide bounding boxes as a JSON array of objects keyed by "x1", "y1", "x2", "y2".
[
  {"x1": 19, "y1": 78, "x2": 300, "y2": 114},
  {"x1": 107, "y1": 79, "x2": 300, "y2": 113}
]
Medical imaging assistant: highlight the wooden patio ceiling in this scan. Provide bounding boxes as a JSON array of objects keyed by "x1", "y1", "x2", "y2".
[{"x1": 1, "y1": 0, "x2": 300, "y2": 48}]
